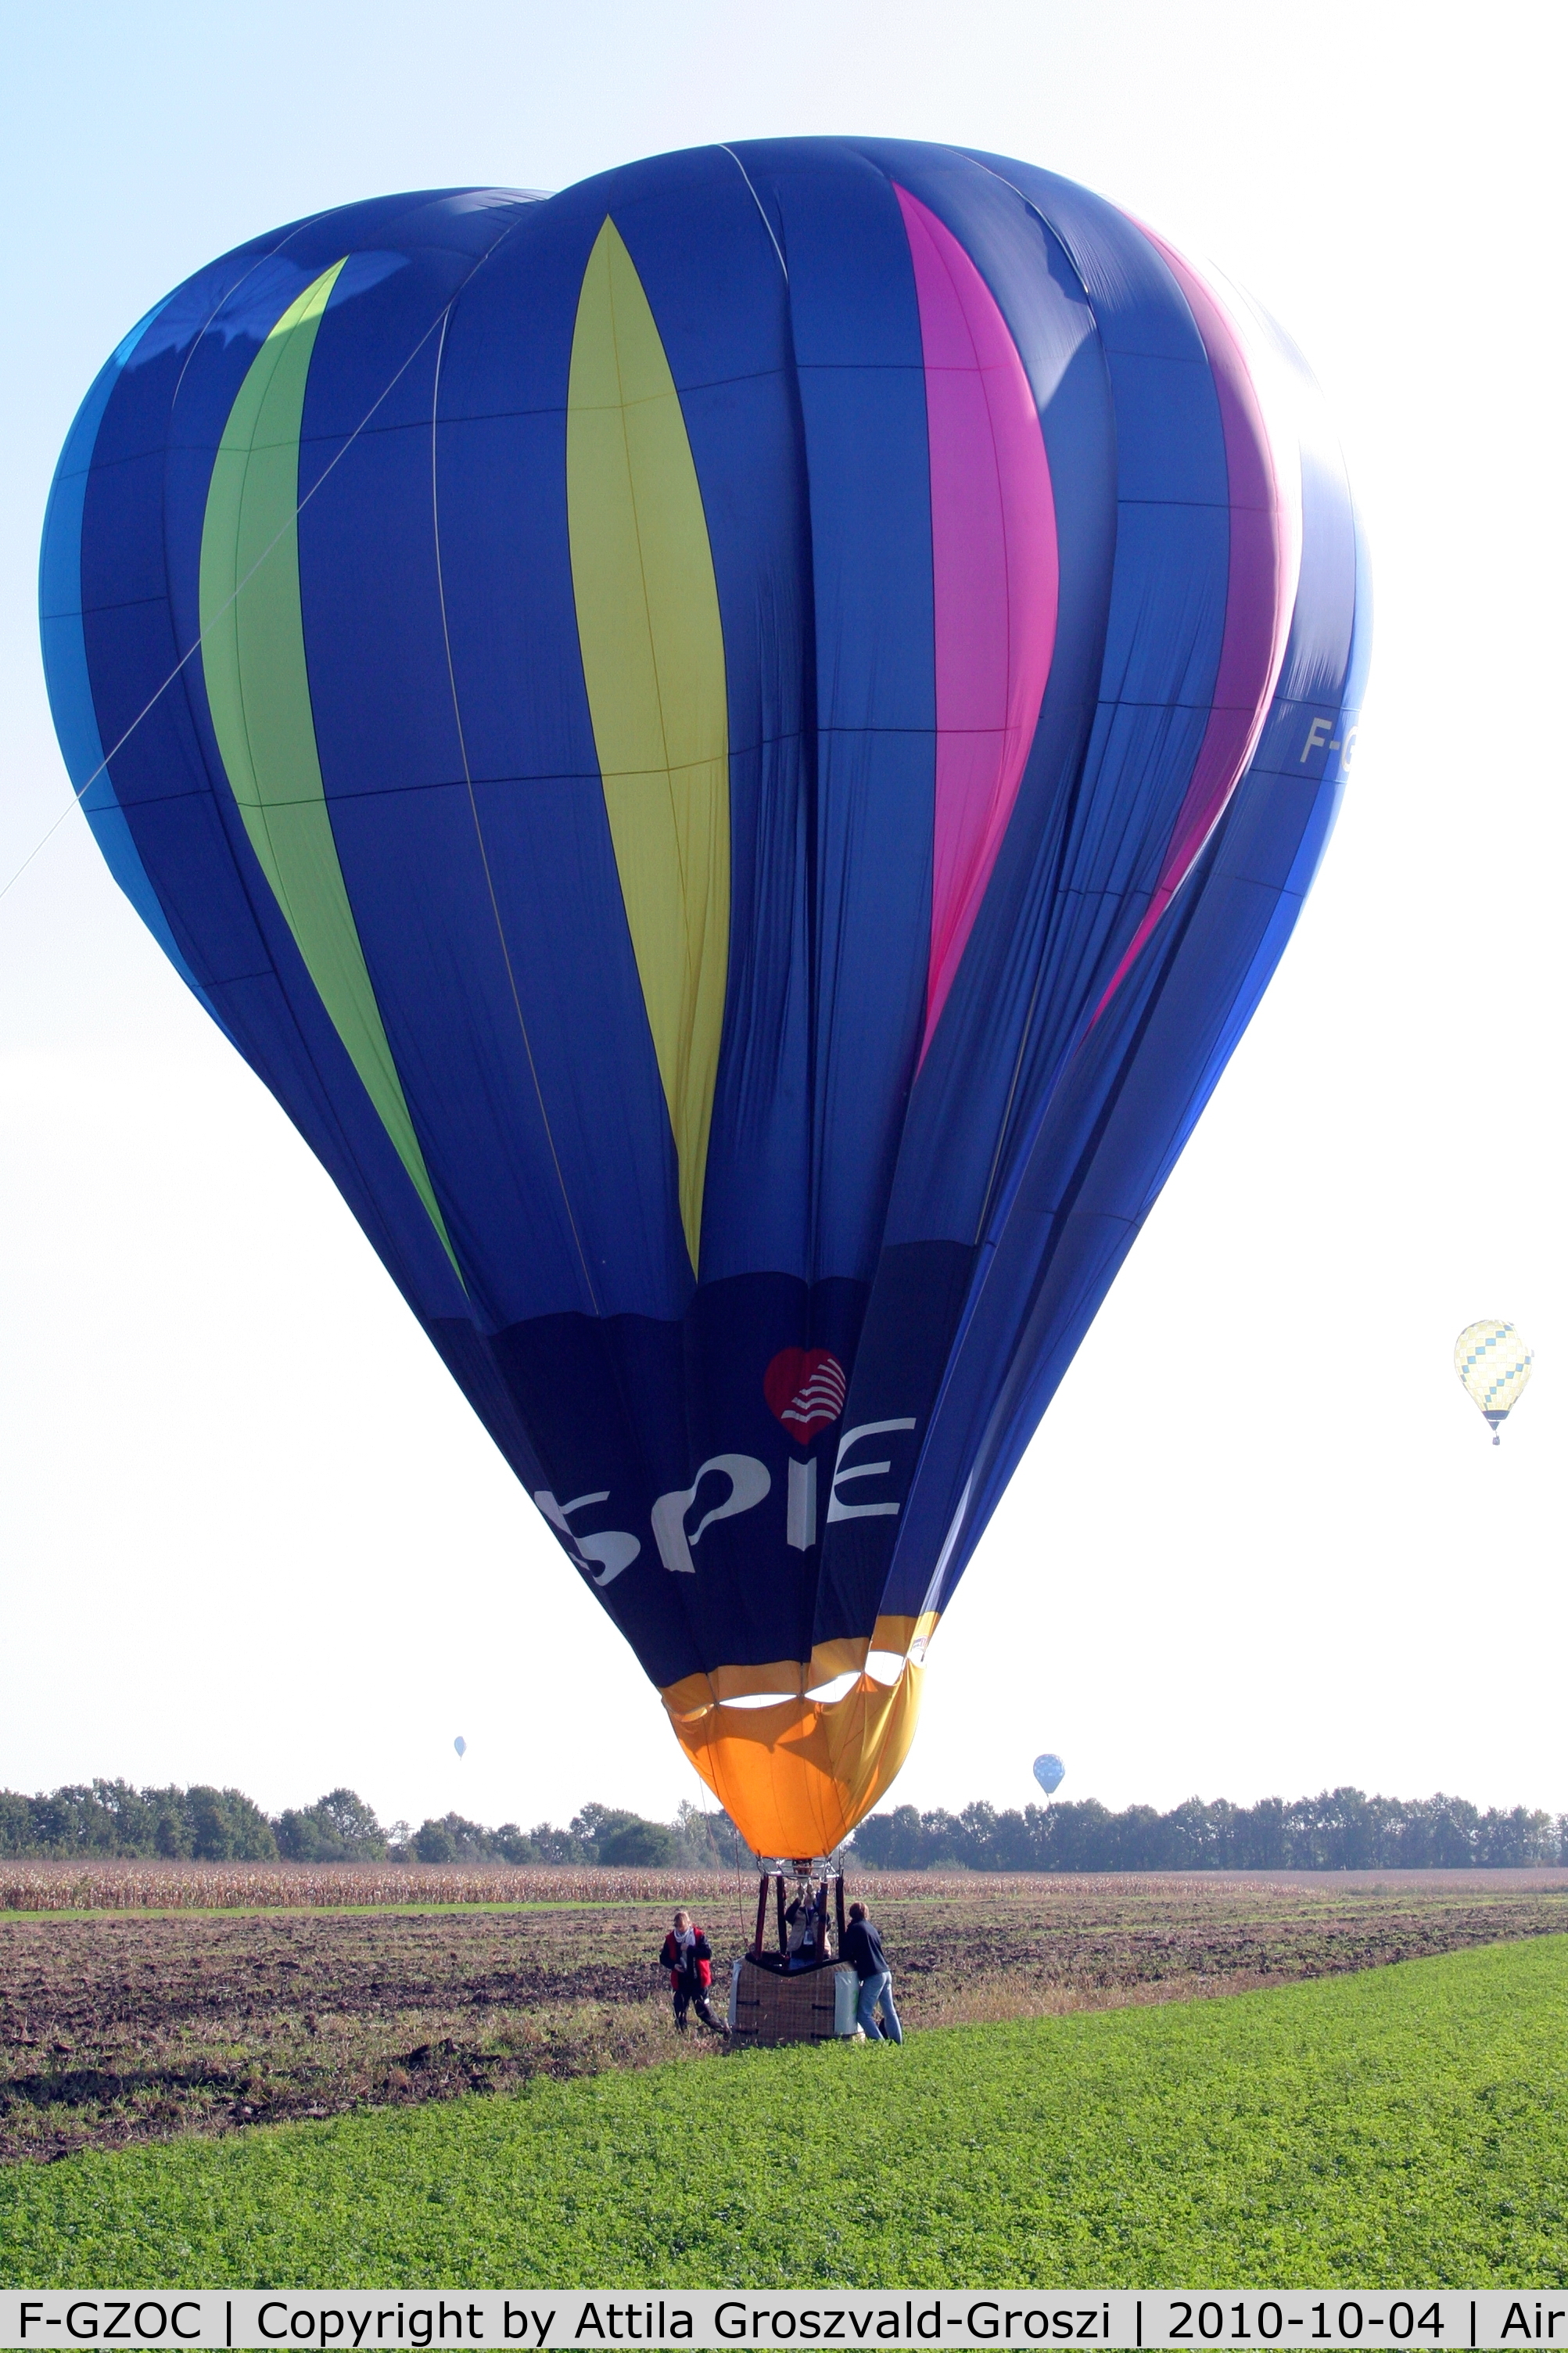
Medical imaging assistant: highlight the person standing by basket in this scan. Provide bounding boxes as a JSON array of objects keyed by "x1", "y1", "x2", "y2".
[
  {"x1": 842, "y1": 1900, "x2": 902, "y2": 2042},
  {"x1": 659, "y1": 1909, "x2": 722, "y2": 2032}
]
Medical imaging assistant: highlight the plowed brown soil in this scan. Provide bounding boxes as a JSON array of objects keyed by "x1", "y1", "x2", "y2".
[{"x1": 3, "y1": 1868, "x2": 1565, "y2": 2161}]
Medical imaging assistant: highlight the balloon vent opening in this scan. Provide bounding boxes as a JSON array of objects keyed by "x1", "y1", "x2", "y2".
[
  {"x1": 666, "y1": 1652, "x2": 928, "y2": 1856},
  {"x1": 805, "y1": 1671, "x2": 860, "y2": 1705}
]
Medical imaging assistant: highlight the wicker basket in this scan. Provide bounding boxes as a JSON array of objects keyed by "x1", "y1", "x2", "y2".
[{"x1": 728, "y1": 1956, "x2": 859, "y2": 2046}]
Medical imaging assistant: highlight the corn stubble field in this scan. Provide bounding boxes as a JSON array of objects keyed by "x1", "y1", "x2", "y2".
[{"x1": 3, "y1": 1863, "x2": 1566, "y2": 2162}]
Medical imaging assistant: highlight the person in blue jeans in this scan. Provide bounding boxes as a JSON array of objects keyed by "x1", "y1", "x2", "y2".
[{"x1": 842, "y1": 1900, "x2": 902, "y2": 2042}]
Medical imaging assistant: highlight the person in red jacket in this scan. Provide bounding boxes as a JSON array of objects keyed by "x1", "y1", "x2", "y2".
[{"x1": 658, "y1": 1908, "x2": 721, "y2": 2032}]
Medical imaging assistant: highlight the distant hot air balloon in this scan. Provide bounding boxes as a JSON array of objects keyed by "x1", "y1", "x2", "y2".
[
  {"x1": 1455, "y1": 1323, "x2": 1533, "y2": 1446},
  {"x1": 40, "y1": 140, "x2": 1368, "y2": 1862},
  {"x1": 453, "y1": 1736, "x2": 467, "y2": 1759},
  {"x1": 1032, "y1": 1754, "x2": 1065, "y2": 1797}
]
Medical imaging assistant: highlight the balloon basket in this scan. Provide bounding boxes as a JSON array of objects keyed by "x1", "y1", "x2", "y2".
[
  {"x1": 727, "y1": 1866, "x2": 858, "y2": 2044},
  {"x1": 727, "y1": 1955, "x2": 860, "y2": 2046}
]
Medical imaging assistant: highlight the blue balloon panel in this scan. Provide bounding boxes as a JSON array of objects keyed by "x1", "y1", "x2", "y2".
[{"x1": 40, "y1": 141, "x2": 1366, "y2": 1855}]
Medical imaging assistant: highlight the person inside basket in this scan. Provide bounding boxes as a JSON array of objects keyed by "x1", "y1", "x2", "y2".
[
  {"x1": 784, "y1": 1884, "x2": 825, "y2": 1967},
  {"x1": 658, "y1": 1909, "x2": 722, "y2": 2032},
  {"x1": 842, "y1": 1900, "x2": 902, "y2": 2042}
]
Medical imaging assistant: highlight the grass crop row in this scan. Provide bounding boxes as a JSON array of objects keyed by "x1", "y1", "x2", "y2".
[{"x1": 2, "y1": 1938, "x2": 1563, "y2": 2289}]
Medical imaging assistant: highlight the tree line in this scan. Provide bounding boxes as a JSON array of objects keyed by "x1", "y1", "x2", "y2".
[
  {"x1": 0, "y1": 1781, "x2": 749, "y2": 1870},
  {"x1": 850, "y1": 1791, "x2": 1568, "y2": 1872},
  {"x1": 5, "y1": 1779, "x2": 1563, "y2": 1872}
]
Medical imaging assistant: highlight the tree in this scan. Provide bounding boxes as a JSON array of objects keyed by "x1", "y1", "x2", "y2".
[
  {"x1": 314, "y1": 1790, "x2": 386, "y2": 1858},
  {"x1": 597, "y1": 1816, "x2": 679, "y2": 1866},
  {"x1": 0, "y1": 1792, "x2": 32, "y2": 1856},
  {"x1": 569, "y1": 1803, "x2": 624, "y2": 1848},
  {"x1": 184, "y1": 1785, "x2": 277, "y2": 1861},
  {"x1": 410, "y1": 1812, "x2": 504, "y2": 1863},
  {"x1": 149, "y1": 1789, "x2": 194, "y2": 1859},
  {"x1": 275, "y1": 1789, "x2": 385, "y2": 1862},
  {"x1": 672, "y1": 1801, "x2": 750, "y2": 1870},
  {"x1": 569, "y1": 1805, "x2": 680, "y2": 1866},
  {"x1": 526, "y1": 1820, "x2": 588, "y2": 1864},
  {"x1": 188, "y1": 1788, "x2": 230, "y2": 1860}
]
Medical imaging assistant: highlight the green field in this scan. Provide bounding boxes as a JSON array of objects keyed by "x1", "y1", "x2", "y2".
[{"x1": 2, "y1": 1938, "x2": 1563, "y2": 2289}]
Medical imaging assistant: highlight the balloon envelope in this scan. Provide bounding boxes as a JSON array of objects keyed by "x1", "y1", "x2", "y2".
[
  {"x1": 453, "y1": 1737, "x2": 467, "y2": 1759},
  {"x1": 40, "y1": 140, "x2": 1367, "y2": 1858},
  {"x1": 1455, "y1": 1322, "x2": 1532, "y2": 1443},
  {"x1": 1032, "y1": 1755, "x2": 1066, "y2": 1797}
]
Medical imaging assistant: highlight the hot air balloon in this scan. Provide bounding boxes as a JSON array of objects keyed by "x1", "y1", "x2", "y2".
[
  {"x1": 39, "y1": 140, "x2": 1368, "y2": 1863},
  {"x1": 453, "y1": 1736, "x2": 467, "y2": 1759},
  {"x1": 1455, "y1": 1323, "x2": 1533, "y2": 1445},
  {"x1": 1032, "y1": 1755, "x2": 1065, "y2": 1798}
]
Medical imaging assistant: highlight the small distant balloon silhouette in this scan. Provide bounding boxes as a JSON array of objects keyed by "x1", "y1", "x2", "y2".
[
  {"x1": 453, "y1": 1737, "x2": 467, "y2": 1759},
  {"x1": 1454, "y1": 1322, "x2": 1533, "y2": 1446},
  {"x1": 1032, "y1": 1753, "x2": 1065, "y2": 1797}
]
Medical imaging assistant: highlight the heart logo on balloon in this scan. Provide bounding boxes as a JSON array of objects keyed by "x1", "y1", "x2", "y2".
[{"x1": 763, "y1": 1349, "x2": 847, "y2": 1442}]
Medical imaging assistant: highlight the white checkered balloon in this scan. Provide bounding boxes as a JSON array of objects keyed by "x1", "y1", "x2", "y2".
[{"x1": 1454, "y1": 1320, "x2": 1533, "y2": 1445}]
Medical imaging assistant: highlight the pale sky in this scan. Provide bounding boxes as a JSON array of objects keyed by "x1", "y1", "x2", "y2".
[{"x1": 1, "y1": 2, "x2": 1560, "y2": 1837}]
